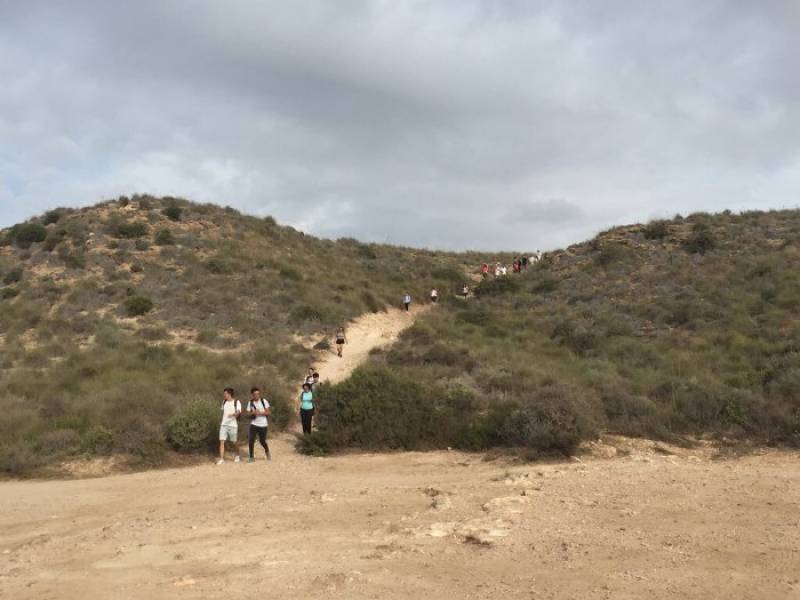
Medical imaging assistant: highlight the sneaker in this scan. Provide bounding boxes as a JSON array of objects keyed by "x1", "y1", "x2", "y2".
[
  {"x1": 234, "y1": 455, "x2": 241, "y2": 463},
  {"x1": 216, "y1": 459, "x2": 224, "y2": 465},
  {"x1": 266, "y1": 452, "x2": 272, "y2": 461},
  {"x1": 248, "y1": 457, "x2": 255, "y2": 463}
]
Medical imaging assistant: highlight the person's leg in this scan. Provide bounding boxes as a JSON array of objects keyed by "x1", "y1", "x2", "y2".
[
  {"x1": 219, "y1": 439, "x2": 225, "y2": 461},
  {"x1": 248, "y1": 425, "x2": 257, "y2": 459},
  {"x1": 301, "y1": 409, "x2": 312, "y2": 434},
  {"x1": 258, "y1": 426, "x2": 270, "y2": 459}
]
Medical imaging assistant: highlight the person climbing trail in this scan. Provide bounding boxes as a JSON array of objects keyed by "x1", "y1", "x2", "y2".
[
  {"x1": 335, "y1": 327, "x2": 347, "y2": 357},
  {"x1": 247, "y1": 387, "x2": 271, "y2": 462},
  {"x1": 304, "y1": 367, "x2": 315, "y2": 387},
  {"x1": 430, "y1": 288, "x2": 439, "y2": 303},
  {"x1": 402, "y1": 292, "x2": 412, "y2": 312},
  {"x1": 461, "y1": 284, "x2": 469, "y2": 299},
  {"x1": 481, "y1": 263, "x2": 489, "y2": 279},
  {"x1": 299, "y1": 383, "x2": 316, "y2": 434},
  {"x1": 217, "y1": 388, "x2": 242, "y2": 465}
]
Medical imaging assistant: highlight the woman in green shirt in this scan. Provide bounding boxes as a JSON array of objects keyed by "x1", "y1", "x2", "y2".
[{"x1": 299, "y1": 383, "x2": 316, "y2": 434}]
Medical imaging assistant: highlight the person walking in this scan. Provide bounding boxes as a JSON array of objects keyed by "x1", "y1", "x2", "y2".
[
  {"x1": 430, "y1": 288, "x2": 439, "y2": 303},
  {"x1": 335, "y1": 327, "x2": 347, "y2": 357},
  {"x1": 304, "y1": 367, "x2": 315, "y2": 387},
  {"x1": 402, "y1": 292, "x2": 412, "y2": 312},
  {"x1": 247, "y1": 387, "x2": 271, "y2": 462},
  {"x1": 217, "y1": 388, "x2": 242, "y2": 465},
  {"x1": 461, "y1": 284, "x2": 469, "y2": 299},
  {"x1": 299, "y1": 383, "x2": 316, "y2": 434},
  {"x1": 481, "y1": 263, "x2": 489, "y2": 279}
]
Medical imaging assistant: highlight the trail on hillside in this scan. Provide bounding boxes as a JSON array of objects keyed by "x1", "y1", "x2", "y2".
[{"x1": 313, "y1": 305, "x2": 430, "y2": 385}]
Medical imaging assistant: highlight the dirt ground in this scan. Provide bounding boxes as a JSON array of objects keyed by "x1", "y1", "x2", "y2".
[
  {"x1": 0, "y1": 435, "x2": 798, "y2": 599},
  {"x1": 312, "y1": 305, "x2": 430, "y2": 385}
]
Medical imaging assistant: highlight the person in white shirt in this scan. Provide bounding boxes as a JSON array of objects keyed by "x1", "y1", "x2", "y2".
[
  {"x1": 217, "y1": 388, "x2": 242, "y2": 464},
  {"x1": 430, "y1": 288, "x2": 439, "y2": 303},
  {"x1": 500, "y1": 265, "x2": 508, "y2": 276},
  {"x1": 402, "y1": 293, "x2": 412, "y2": 312},
  {"x1": 247, "y1": 387, "x2": 271, "y2": 462}
]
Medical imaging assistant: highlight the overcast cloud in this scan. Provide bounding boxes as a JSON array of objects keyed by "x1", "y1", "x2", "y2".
[{"x1": 1, "y1": 1, "x2": 798, "y2": 250}]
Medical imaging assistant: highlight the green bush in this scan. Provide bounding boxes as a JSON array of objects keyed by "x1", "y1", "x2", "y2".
[
  {"x1": 8, "y1": 223, "x2": 47, "y2": 248},
  {"x1": 643, "y1": 220, "x2": 670, "y2": 240},
  {"x1": 154, "y1": 229, "x2": 175, "y2": 246},
  {"x1": 163, "y1": 206, "x2": 183, "y2": 222},
  {"x1": 3, "y1": 267, "x2": 23, "y2": 285},
  {"x1": 475, "y1": 276, "x2": 520, "y2": 297},
  {"x1": 165, "y1": 398, "x2": 219, "y2": 451},
  {"x1": 684, "y1": 223, "x2": 715, "y2": 254},
  {"x1": 0, "y1": 287, "x2": 20, "y2": 300},
  {"x1": 114, "y1": 222, "x2": 149, "y2": 239},
  {"x1": 496, "y1": 383, "x2": 602, "y2": 454},
  {"x1": 124, "y1": 296, "x2": 154, "y2": 317}
]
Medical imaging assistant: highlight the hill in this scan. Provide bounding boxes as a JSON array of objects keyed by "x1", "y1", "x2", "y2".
[
  {"x1": 307, "y1": 210, "x2": 800, "y2": 455},
  {"x1": 0, "y1": 195, "x2": 487, "y2": 474}
]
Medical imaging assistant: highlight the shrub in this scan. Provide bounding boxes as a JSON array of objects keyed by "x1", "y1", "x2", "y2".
[
  {"x1": 165, "y1": 398, "x2": 219, "y2": 451},
  {"x1": 114, "y1": 222, "x2": 149, "y2": 239},
  {"x1": 154, "y1": 229, "x2": 175, "y2": 246},
  {"x1": 684, "y1": 223, "x2": 715, "y2": 254},
  {"x1": 361, "y1": 290, "x2": 382, "y2": 313},
  {"x1": 124, "y1": 295, "x2": 154, "y2": 317},
  {"x1": 643, "y1": 220, "x2": 670, "y2": 240},
  {"x1": 3, "y1": 266, "x2": 23, "y2": 285},
  {"x1": 0, "y1": 287, "x2": 20, "y2": 300},
  {"x1": 290, "y1": 304, "x2": 324, "y2": 323},
  {"x1": 8, "y1": 223, "x2": 47, "y2": 248},
  {"x1": 496, "y1": 384, "x2": 602, "y2": 454},
  {"x1": 595, "y1": 243, "x2": 629, "y2": 267},
  {"x1": 279, "y1": 266, "x2": 302, "y2": 281},
  {"x1": 205, "y1": 258, "x2": 230, "y2": 274},
  {"x1": 314, "y1": 338, "x2": 331, "y2": 350},
  {"x1": 134, "y1": 239, "x2": 150, "y2": 251},
  {"x1": 43, "y1": 209, "x2": 67, "y2": 226},
  {"x1": 475, "y1": 276, "x2": 520, "y2": 297},
  {"x1": 163, "y1": 206, "x2": 183, "y2": 222}
]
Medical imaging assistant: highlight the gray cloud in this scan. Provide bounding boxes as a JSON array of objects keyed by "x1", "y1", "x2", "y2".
[{"x1": 1, "y1": 1, "x2": 799, "y2": 250}]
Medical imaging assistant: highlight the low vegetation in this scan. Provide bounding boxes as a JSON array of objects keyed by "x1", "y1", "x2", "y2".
[
  {"x1": 304, "y1": 210, "x2": 800, "y2": 454},
  {"x1": 0, "y1": 195, "x2": 487, "y2": 474}
]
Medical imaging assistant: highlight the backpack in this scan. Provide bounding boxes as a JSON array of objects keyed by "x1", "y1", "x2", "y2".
[{"x1": 249, "y1": 399, "x2": 267, "y2": 419}]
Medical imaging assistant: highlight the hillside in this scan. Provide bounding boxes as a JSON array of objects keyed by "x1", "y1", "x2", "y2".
[
  {"x1": 308, "y1": 210, "x2": 800, "y2": 454},
  {"x1": 0, "y1": 196, "x2": 488, "y2": 474}
]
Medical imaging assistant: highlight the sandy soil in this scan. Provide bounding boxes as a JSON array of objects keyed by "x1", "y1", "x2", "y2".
[
  {"x1": 1, "y1": 306, "x2": 799, "y2": 599},
  {"x1": 312, "y1": 305, "x2": 430, "y2": 385},
  {"x1": 0, "y1": 437, "x2": 798, "y2": 599}
]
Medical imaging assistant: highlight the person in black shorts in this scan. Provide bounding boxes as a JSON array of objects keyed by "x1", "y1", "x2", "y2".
[
  {"x1": 247, "y1": 387, "x2": 271, "y2": 462},
  {"x1": 335, "y1": 327, "x2": 347, "y2": 357}
]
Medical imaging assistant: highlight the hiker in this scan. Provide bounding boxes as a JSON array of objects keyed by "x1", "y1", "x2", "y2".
[
  {"x1": 402, "y1": 292, "x2": 412, "y2": 312},
  {"x1": 217, "y1": 388, "x2": 242, "y2": 464},
  {"x1": 247, "y1": 387, "x2": 271, "y2": 462},
  {"x1": 481, "y1": 263, "x2": 489, "y2": 279},
  {"x1": 430, "y1": 288, "x2": 439, "y2": 303},
  {"x1": 299, "y1": 383, "x2": 316, "y2": 434},
  {"x1": 335, "y1": 327, "x2": 347, "y2": 357},
  {"x1": 312, "y1": 372, "x2": 320, "y2": 391},
  {"x1": 521, "y1": 256, "x2": 528, "y2": 269},
  {"x1": 461, "y1": 284, "x2": 469, "y2": 299},
  {"x1": 304, "y1": 367, "x2": 315, "y2": 387},
  {"x1": 494, "y1": 262, "x2": 502, "y2": 277},
  {"x1": 500, "y1": 265, "x2": 508, "y2": 276}
]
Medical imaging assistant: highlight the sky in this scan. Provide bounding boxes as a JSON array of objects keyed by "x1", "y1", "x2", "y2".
[{"x1": 1, "y1": 1, "x2": 799, "y2": 251}]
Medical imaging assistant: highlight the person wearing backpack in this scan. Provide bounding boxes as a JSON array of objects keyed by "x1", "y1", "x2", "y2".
[
  {"x1": 217, "y1": 387, "x2": 242, "y2": 465},
  {"x1": 299, "y1": 383, "x2": 316, "y2": 434},
  {"x1": 402, "y1": 292, "x2": 412, "y2": 312},
  {"x1": 247, "y1": 387, "x2": 271, "y2": 462}
]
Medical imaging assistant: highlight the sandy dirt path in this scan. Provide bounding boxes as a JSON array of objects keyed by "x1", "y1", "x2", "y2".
[
  {"x1": 313, "y1": 305, "x2": 430, "y2": 384},
  {"x1": 0, "y1": 438, "x2": 798, "y2": 599}
]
